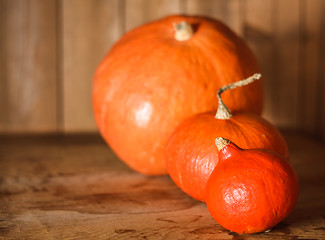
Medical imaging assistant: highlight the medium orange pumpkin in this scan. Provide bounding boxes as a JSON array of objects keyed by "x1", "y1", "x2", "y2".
[
  {"x1": 93, "y1": 15, "x2": 263, "y2": 175},
  {"x1": 206, "y1": 137, "x2": 299, "y2": 234},
  {"x1": 165, "y1": 74, "x2": 288, "y2": 201}
]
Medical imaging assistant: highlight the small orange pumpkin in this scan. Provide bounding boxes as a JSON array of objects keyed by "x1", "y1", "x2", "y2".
[
  {"x1": 93, "y1": 15, "x2": 263, "y2": 175},
  {"x1": 165, "y1": 74, "x2": 288, "y2": 201},
  {"x1": 206, "y1": 137, "x2": 299, "y2": 234}
]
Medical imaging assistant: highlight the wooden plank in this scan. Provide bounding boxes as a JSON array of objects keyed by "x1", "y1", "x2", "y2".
[
  {"x1": 319, "y1": 1, "x2": 325, "y2": 141},
  {"x1": 272, "y1": 0, "x2": 300, "y2": 129},
  {"x1": 307, "y1": 0, "x2": 325, "y2": 141},
  {"x1": 185, "y1": 0, "x2": 242, "y2": 35},
  {"x1": 0, "y1": 0, "x2": 8, "y2": 131},
  {"x1": 243, "y1": 0, "x2": 275, "y2": 124},
  {"x1": 299, "y1": 0, "x2": 324, "y2": 137},
  {"x1": 0, "y1": 132, "x2": 324, "y2": 239},
  {"x1": 62, "y1": 0, "x2": 122, "y2": 132},
  {"x1": 0, "y1": 0, "x2": 57, "y2": 133},
  {"x1": 125, "y1": 0, "x2": 183, "y2": 32}
]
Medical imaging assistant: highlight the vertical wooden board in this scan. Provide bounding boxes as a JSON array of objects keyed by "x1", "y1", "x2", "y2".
[
  {"x1": 0, "y1": 0, "x2": 8, "y2": 131},
  {"x1": 185, "y1": 0, "x2": 242, "y2": 35},
  {"x1": 299, "y1": 0, "x2": 323, "y2": 136},
  {"x1": 315, "y1": 1, "x2": 325, "y2": 140},
  {"x1": 125, "y1": 0, "x2": 183, "y2": 32},
  {"x1": 243, "y1": 0, "x2": 276, "y2": 124},
  {"x1": 0, "y1": 0, "x2": 57, "y2": 133},
  {"x1": 272, "y1": 0, "x2": 300, "y2": 129},
  {"x1": 62, "y1": 0, "x2": 122, "y2": 132}
]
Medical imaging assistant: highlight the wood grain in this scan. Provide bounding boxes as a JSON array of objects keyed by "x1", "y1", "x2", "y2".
[
  {"x1": 244, "y1": 0, "x2": 275, "y2": 123},
  {"x1": 299, "y1": 0, "x2": 325, "y2": 137},
  {"x1": 303, "y1": 0, "x2": 325, "y2": 140},
  {"x1": 319, "y1": 1, "x2": 325, "y2": 140},
  {"x1": 61, "y1": 0, "x2": 122, "y2": 132},
  {"x1": 185, "y1": 0, "x2": 243, "y2": 35},
  {"x1": 125, "y1": 0, "x2": 183, "y2": 32},
  {"x1": 0, "y1": 0, "x2": 325, "y2": 140},
  {"x1": 272, "y1": 0, "x2": 300, "y2": 128},
  {"x1": 0, "y1": 0, "x2": 8, "y2": 131},
  {"x1": 0, "y1": 132, "x2": 324, "y2": 239},
  {"x1": 243, "y1": 0, "x2": 275, "y2": 124},
  {"x1": 0, "y1": 0, "x2": 57, "y2": 132}
]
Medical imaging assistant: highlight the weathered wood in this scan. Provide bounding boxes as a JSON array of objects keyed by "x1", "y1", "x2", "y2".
[
  {"x1": 272, "y1": 0, "x2": 300, "y2": 128},
  {"x1": 0, "y1": 0, "x2": 57, "y2": 132},
  {"x1": 319, "y1": 2, "x2": 325, "y2": 141},
  {"x1": 61, "y1": 0, "x2": 122, "y2": 132},
  {"x1": 125, "y1": 0, "x2": 183, "y2": 32},
  {"x1": 319, "y1": 3, "x2": 325, "y2": 141},
  {"x1": 298, "y1": 0, "x2": 323, "y2": 137},
  {"x1": 302, "y1": 0, "x2": 325, "y2": 140},
  {"x1": 0, "y1": 132, "x2": 324, "y2": 239},
  {"x1": 0, "y1": 0, "x2": 325, "y2": 141},
  {"x1": 243, "y1": 0, "x2": 275, "y2": 123},
  {"x1": 185, "y1": 0, "x2": 242, "y2": 35}
]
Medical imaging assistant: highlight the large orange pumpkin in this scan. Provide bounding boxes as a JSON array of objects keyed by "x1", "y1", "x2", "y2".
[{"x1": 93, "y1": 15, "x2": 263, "y2": 175}]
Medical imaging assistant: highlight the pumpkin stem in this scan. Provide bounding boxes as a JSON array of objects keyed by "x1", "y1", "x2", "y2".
[
  {"x1": 215, "y1": 137, "x2": 231, "y2": 151},
  {"x1": 215, "y1": 73, "x2": 262, "y2": 120},
  {"x1": 174, "y1": 21, "x2": 194, "y2": 41}
]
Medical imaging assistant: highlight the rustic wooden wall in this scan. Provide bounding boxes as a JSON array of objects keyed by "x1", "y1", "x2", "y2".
[{"x1": 0, "y1": 0, "x2": 324, "y2": 139}]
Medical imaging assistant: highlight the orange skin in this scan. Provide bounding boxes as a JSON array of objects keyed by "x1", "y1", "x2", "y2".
[
  {"x1": 165, "y1": 111, "x2": 289, "y2": 201},
  {"x1": 93, "y1": 15, "x2": 263, "y2": 175},
  {"x1": 205, "y1": 140, "x2": 299, "y2": 234}
]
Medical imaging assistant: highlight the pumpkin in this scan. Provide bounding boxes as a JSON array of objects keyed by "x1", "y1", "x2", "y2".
[
  {"x1": 93, "y1": 15, "x2": 263, "y2": 175},
  {"x1": 206, "y1": 137, "x2": 299, "y2": 234},
  {"x1": 165, "y1": 74, "x2": 288, "y2": 201}
]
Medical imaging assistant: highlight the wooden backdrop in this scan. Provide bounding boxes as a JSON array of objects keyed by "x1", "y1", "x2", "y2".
[{"x1": 0, "y1": 0, "x2": 324, "y2": 140}]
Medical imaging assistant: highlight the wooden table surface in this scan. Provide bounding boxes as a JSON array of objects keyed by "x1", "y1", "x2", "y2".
[{"x1": 0, "y1": 132, "x2": 324, "y2": 240}]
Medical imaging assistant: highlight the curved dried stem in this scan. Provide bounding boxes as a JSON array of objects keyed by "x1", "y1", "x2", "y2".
[{"x1": 215, "y1": 73, "x2": 262, "y2": 120}]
